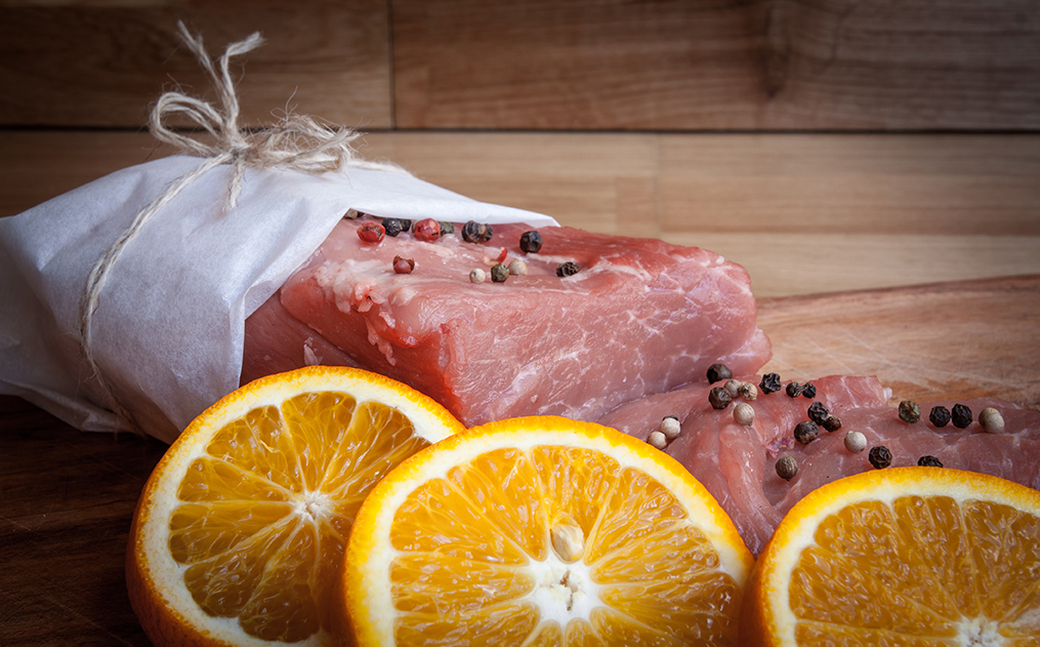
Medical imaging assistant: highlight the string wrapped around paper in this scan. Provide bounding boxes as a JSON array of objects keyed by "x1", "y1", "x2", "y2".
[{"x1": 0, "y1": 23, "x2": 556, "y2": 442}]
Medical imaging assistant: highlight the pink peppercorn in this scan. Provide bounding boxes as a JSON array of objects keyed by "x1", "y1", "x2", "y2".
[
  {"x1": 413, "y1": 218, "x2": 441, "y2": 242},
  {"x1": 357, "y1": 222, "x2": 385, "y2": 244},
  {"x1": 393, "y1": 256, "x2": 415, "y2": 274}
]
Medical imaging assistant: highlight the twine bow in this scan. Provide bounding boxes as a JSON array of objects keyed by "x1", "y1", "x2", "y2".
[{"x1": 78, "y1": 22, "x2": 398, "y2": 434}]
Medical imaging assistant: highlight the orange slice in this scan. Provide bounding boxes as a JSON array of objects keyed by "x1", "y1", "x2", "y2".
[
  {"x1": 742, "y1": 467, "x2": 1040, "y2": 646},
  {"x1": 341, "y1": 415, "x2": 754, "y2": 646},
  {"x1": 126, "y1": 366, "x2": 464, "y2": 647}
]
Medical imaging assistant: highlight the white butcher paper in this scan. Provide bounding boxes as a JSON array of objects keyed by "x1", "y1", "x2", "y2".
[{"x1": 0, "y1": 154, "x2": 558, "y2": 442}]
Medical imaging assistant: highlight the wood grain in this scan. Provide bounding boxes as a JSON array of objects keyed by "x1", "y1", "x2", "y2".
[
  {"x1": 5, "y1": 130, "x2": 1036, "y2": 297},
  {"x1": 1, "y1": 274, "x2": 1037, "y2": 645},
  {"x1": 391, "y1": 0, "x2": 1040, "y2": 130},
  {"x1": 0, "y1": 0, "x2": 391, "y2": 128}
]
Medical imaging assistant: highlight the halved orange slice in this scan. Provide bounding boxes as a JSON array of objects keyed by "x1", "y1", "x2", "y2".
[
  {"x1": 341, "y1": 415, "x2": 754, "y2": 646},
  {"x1": 742, "y1": 467, "x2": 1040, "y2": 646},
  {"x1": 126, "y1": 366, "x2": 464, "y2": 647}
]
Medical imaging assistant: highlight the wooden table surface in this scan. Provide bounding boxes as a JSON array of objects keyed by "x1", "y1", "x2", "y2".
[{"x1": 3, "y1": 2, "x2": 1040, "y2": 644}]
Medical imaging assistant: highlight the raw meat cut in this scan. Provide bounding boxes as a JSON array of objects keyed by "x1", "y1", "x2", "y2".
[
  {"x1": 598, "y1": 374, "x2": 1040, "y2": 554},
  {"x1": 242, "y1": 216, "x2": 771, "y2": 426}
]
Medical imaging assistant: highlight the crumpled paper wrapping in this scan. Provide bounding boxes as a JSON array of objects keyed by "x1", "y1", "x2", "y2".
[{"x1": 0, "y1": 154, "x2": 557, "y2": 442}]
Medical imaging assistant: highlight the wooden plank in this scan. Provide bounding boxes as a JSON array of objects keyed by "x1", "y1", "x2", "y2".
[
  {"x1": 392, "y1": 0, "x2": 1040, "y2": 130},
  {"x1": 0, "y1": 0, "x2": 391, "y2": 128},
  {"x1": 3, "y1": 130, "x2": 1039, "y2": 297}
]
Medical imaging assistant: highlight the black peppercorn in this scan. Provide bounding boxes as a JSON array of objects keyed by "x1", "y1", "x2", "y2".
[
  {"x1": 869, "y1": 446, "x2": 892, "y2": 469},
  {"x1": 918, "y1": 455, "x2": 943, "y2": 467},
  {"x1": 519, "y1": 230, "x2": 543, "y2": 254},
  {"x1": 706, "y1": 363, "x2": 733, "y2": 384},
  {"x1": 438, "y1": 221, "x2": 455, "y2": 235},
  {"x1": 898, "y1": 400, "x2": 921, "y2": 423},
  {"x1": 556, "y1": 261, "x2": 580, "y2": 277},
  {"x1": 461, "y1": 221, "x2": 493, "y2": 243},
  {"x1": 760, "y1": 373, "x2": 782, "y2": 394},
  {"x1": 786, "y1": 382, "x2": 804, "y2": 398},
  {"x1": 776, "y1": 456, "x2": 798, "y2": 481},
  {"x1": 794, "y1": 421, "x2": 819, "y2": 445},
  {"x1": 382, "y1": 217, "x2": 408, "y2": 237},
  {"x1": 708, "y1": 387, "x2": 733, "y2": 410},
  {"x1": 951, "y1": 404, "x2": 973, "y2": 429},
  {"x1": 807, "y1": 402, "x2": 829, "y2": 426},
  {"x1": 490, "y1": 263, "x2": 509, "y2": 283},
  {"x1": 823, "y1": 415, "x2": 842, "y2": 432},
  {"x1": 929, "y1": 406, "x2": 951, "y2": 428},
  {"x1": 801, "y1": 382, "x2": 817, "y2": 399}
]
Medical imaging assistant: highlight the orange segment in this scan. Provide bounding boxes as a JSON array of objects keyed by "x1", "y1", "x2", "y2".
[
  {"x1": 742, "y1": 467, "x2": 1040, "y2": 646},
  {"x1": 342, "y1": 416, "x2": 753, "y2": 646},
  {"x1": 126, "y1": 366, "x2": 463, "y2": 647}
]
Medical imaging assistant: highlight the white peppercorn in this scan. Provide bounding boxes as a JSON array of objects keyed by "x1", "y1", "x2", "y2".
[
  {"x1": 733, "y1": 402, "x2": 755, "y2": 426},
  {"x1": 659, "y1": 416, "x2": 681, "y2": 440},
  {"x1": 647, "y1": 431, "x2": 668, "y2": 450},
  {"x1": 508, "y1": 259, "x2": 528, "y2": 276},
  {"x1": 979, "y1": 407, "x2": 1004, "y2": 434},
  {"x1": 738, "y1": 382, "x2": 758, "y2": 401},
  {"x1": 844, "y1": 430, "x2": 867, "y2": 453},
  {"x1": 724, "y1": 379, "x2": 741, "y2": 397},
  {"x1": 469, "y1": 268, "x2": 486, "y2": 284}
]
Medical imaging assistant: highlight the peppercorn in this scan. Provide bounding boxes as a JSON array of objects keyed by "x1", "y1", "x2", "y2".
[
  {"x1": 393, "y1": 256, "x2": 414, "y2": 274},
  {"x1": 357, "y1": 221, "x2": 385, "y2": 244},
  {"x1": 557, "y1": 261, "x2": 580, "y2": 277},
  {"x1": 647, "y1": 431, "x2": 668, "y2": 450},
  {"x1": 412, "y1": 218, "x2": 441, "y2": 242},
  {"x1": 724, "y1": 379, "x2": 741, "y2": 397},
  {"x1": 438, "y1": 221, "x2": 455, "y2": 234},
  {"x1": 776, "y1": 456, "x2": 798, "y2": 481},
  {"x1": 709, "y1": 387, "x2": 733, "y2": 410},
  {"x1": 707, "y1": 363, "x2": 733, "y2": 384},
  {"x1": 844, "y1": 430, "x2": 866, "y2": 453},
  {"x1": 823, "y1": 415, "x2": 842, "y2": 432},
  {"x1": 508, "y1": 259, "x2": 528, "y2": 276},
  {"x1": 929, "y1": 405, "x2": 951, "y2": 428},
  {"x1": 738, "y1": 382, "x2": 758, "y2": 401},
  {"x1": 801, "y1": 382, "x2": 817, "y2": 399},
  {"x1": 898, "y1": 400, "x2": 921, "y2": 423},
  {"x1": 490, "y1": 263, "x2": 509, "y2": 283},
  {"x1": 469, "y1": 268, "x2": 486, "y2": 284},
  {"x1": 760, "y1": 373, "x2": 782, "y2": 394},
  {"x1": 785, "y1": 382, "x2": 804, "y2": 398},
  {"x1": 869, "y1": 446, "x2": 892, "y2": 469},
  {"x1": 794, "y1": 421, "x2": 819, "y2": 445},
  {"x1": 951, "y1": 404, "x2": 973, "y2": 429},
  {"x1": 343, "y1": 208, "x2": 362, "y2": 219},
  {"x1": 461, "y1": 221, "x2": 493, "y2": 243},
  {"x1": 979, "y1": 407, "x2": 1004, "y2": 434},
  {"x1": 734, "y1": 403, "x2": 755, "y2": 427},
  {"x1": 383, "y1": 218, "x2": 409, "y2": 237},
  {"x1": 918, "y1": 455, "x2": 943, "y2": 467},
  {"x1": 807, "y1": 402, "x2": 829, "y2": 426},
  {"x1": 659, "y1": 416, "x2": 681, "y2": 440},
  {"x1": 519, "y1": 230, "x2": 543, "y2": 254}
]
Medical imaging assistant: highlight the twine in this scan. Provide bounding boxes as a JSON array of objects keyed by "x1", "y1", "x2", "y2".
[{"x1": 78, "y1": 21, "x2": 401, "y2": 434}]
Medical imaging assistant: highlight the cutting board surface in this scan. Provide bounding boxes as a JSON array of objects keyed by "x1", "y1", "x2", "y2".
[{"x1": 2, "y1": 274, "x2": 1038, "y2": 646}]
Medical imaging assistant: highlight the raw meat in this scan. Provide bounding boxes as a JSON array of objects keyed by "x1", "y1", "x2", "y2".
[
  {"x1": 598, "y1": 374, "x2": 1040, "y2": 554},
  {"x1": 242, "y1": 217, "x2": 771, "y2": 426}
]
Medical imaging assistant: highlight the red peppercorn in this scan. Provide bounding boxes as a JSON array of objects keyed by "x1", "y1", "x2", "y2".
[
  {"x1": 393, "y1": 256, "x2": 414, "y2": 274},
  {"x1": 357, "y1": 222, "x2": 385, "y2": 244},
  {"x1": 413, "y1": 218, "x2": 441, "y2": 242}
]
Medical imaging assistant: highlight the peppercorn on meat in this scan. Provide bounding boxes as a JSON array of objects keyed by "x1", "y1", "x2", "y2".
[
  {"x1": 598, "y1": 374, "x2": 1040, "y2": 554},
  {"x1": 242, "y1": 216, "x2": 772, "y2": 426}
]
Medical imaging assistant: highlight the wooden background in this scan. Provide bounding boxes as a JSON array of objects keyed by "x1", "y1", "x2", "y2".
[{"x1": 1, "y1": 1, "x2": 1039, "y2": 645}]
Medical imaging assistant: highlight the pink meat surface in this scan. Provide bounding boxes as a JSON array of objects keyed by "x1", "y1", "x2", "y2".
[
  {"x1": 242, "y1": 217, "x2": 771, "y2": 426},
  {"x1": 597, "y1": 374, "x2": 1040, "y2": 554}
]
